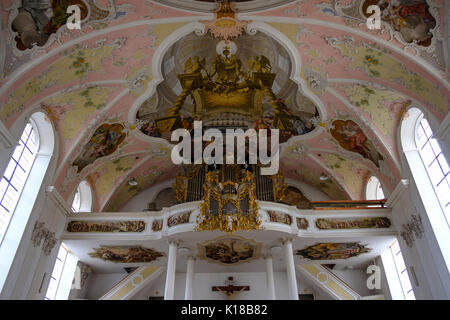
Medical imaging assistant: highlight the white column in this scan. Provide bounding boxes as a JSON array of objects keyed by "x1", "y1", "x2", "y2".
[
  {"x1": 184, "y1": 256, "x2": 195, "y2": 300},
  {"x1": 164, "y1": 241, "x2": 178, "y2": 300},
  {"x1": 265, "y1": 255, "x2": 276, "y2": 300},
  {"x1": 283, "y1": 239, "x2": 299, "y2": 300}
]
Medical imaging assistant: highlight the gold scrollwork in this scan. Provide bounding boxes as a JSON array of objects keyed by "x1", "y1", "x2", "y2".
[{"x1": 196, "y1": 167, "x2": 261, "y2": 235}]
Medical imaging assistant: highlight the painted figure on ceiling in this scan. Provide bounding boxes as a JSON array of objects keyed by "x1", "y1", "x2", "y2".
[
  {"x1": 204, "y1": 238, "x2": 255, "y2": 264},
  {"x1": 12, "y1": 0, "x2": 88, "y2": 50},
  {"x1": 89, "y1": 246, "x2": 164, "y2": 263},
  {"x1": 369, "y1": 0, "x2": 436, "y2": 46},
  {"x1": 296, "y1": 242, "x2": 371, "y2": 260},
  {"x1": 330, "y1": 120, "x2": 383, "y2": 168},
  {"x1": 73, "y1": 123, "x2": 126, "y2": 173}
]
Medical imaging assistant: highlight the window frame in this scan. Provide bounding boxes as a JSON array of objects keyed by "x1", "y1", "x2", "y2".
[
  {"x1": 45, "y1": 243, "x2": 79, "y2": 300},
  {"x1": 70, "y1": 180, "x2": 92, "y2": 213},
  {"x1": 0, "y1": 121, "x2": 39, "y2": 245},
  {"x1": 414, "y1": 114, "x2": 450, "y2": 227},
  {"x1": 365, "y1": 175, "x2": 385, "y2": 201},
  {"x1": 388, "y1": 240, "x2": 416, "y2": 300},
  {"x1": 71, "y1": 186, "x2": 81, "y2": 213}
]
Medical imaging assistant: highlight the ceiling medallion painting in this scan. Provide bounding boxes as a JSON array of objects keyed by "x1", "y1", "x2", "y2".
[
  {"x1": 89, "y1": 246, "x2": 165, "y2": 263},
  {"x1": 361, "y1": 0, "x2": 437, "y2": 47},
  {"x1": 72, "y1": 123, "x2": 127, "y2": 173},
  {"x1": 198, "y1": 236, "x2": 262, "y2": 265},
  {"x1": 296, "y1": 242, "x2": 371, "y2": 261},
  {"x1": 329, "y1": 120, "x2": 384, "y2": 168},
  {"x1": 11, "y1": 0, "x2": 89, "y2": 50}
]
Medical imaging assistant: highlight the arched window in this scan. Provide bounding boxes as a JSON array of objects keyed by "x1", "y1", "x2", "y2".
[
  {"x1": 415, "y1": 117, "x2": 449, "y2": 225},
  {"x1": 0, "y1": 112, "x2": 55, "y2": 292},
  {"x1": 0, "y1": 122, "x2": 38, "y2": 244},
  {"x1": 366, "y1": 176, "x2": 385, "y2": 200},
  {"x1": 400, "y1": 107, "x2": 450, "y2": 275},
  {"x1": 71, "y1": 181, "x2": 92, "y2": 213}
]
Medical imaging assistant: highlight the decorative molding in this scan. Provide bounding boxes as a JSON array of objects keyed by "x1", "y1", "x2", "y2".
[
  {"x1": 167, "y1": 211, "x2": 191, "y2": 228},
  {"x1": 152, "y1": 219, "x2": 163, "y2": 232},
  {"x1": 296, "y1": 217, "x2": 309, "y2": 230},
  {"x1": 297, "y1": 264, "x2": 361, "y2": 300},
  {"x1": 66, "y1": 221, "x2": 146, "y2": 233},
  {"x1": 31, "y1": 221, "x2": 47, "y2": 247},
  {"x1": 385, "y1": 179, "x2": 409, "y2": 208},
  {"x1": 154, "y1": 0, "x2": 295, "y2": 13},
  {"x1": 400, "y1": 214, "x2": 425, "y2": 248},
  {"x1": 315, "y1": 217, "x2": 391, "y2": 230},
  {"x1": 267, "y1": 210, "x2": 292, "y2": 225},
  {"x1": 99, "y1": 265, "x2": 163, "y2": 300},
  {"x1": 46, "y1": 186, "x2": 72, "y2": 218},
  {"x1": 31, "y1": 221, "x2": 58, "y2": 256},
  {"x1": 89, "y1": 246, "x2": 165, "y2": 263},
  {"x1": 42, "y1": 231, "x2": 57, "y2": 256}
]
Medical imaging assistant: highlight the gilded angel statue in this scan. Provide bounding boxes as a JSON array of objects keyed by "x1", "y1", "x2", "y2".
[
  {"x1": 247, "y1": 55, "x2": 272, "y2": 74},
  {"x1": 210, "y1": 47, "x2": 243, "y2": 84},
  {"x1": 184, "y1": 56, "x2": 206, "y2": 75}
]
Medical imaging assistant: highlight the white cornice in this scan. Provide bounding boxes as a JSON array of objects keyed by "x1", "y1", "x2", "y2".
[
  {"x1": 385, "y1": 179, "x2": 409, "y2": 208},
  {"x1": 46, "y1": 186, "x2": 72, "y2": 218}
]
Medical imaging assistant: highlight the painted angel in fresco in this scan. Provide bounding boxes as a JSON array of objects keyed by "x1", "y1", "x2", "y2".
[
  {"x1": 73, "y1": 123, "x2": 126, "y2": 173},
  {"x1": 330, "y1": 120, "x2": 383, "y2": 168},
  {"x1": 375, "y1": 0, "x2": 436, "y2": 45}
]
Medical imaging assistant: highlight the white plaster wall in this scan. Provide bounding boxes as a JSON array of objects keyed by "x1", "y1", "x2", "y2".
[
  {"x1": 133, "y1": 271, "x2": 317, "y2": 300},
  {"x1": 331, "y1": 269, "x2": 383, "y2": 297},
  {"x1": 120, "y1": 180, "x2": 174, "y2": 212},
  {"x1": 375, "y1": 256, "x2": 392, "y2": 300},
  {"x1": 84, "y1": 273, "x2": 128, "y2": 300}
]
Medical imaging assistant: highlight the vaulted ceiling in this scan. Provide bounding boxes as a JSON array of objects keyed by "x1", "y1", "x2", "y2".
[{"x1": 0, "y1": 0, "x2": 448, "y2": 212}]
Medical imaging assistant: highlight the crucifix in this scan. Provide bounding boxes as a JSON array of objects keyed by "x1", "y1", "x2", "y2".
[{"x1": 212, "y1": 277, "x2": 250, "y2": 300}]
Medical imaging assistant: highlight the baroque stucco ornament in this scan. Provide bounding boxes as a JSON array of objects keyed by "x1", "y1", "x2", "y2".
[
  {"x1": 31, "y1": 221, "x2": 58, "y2": 256},
  {"x1": 201, "y1": 1, "x2": 249, "y2": 40},
  {"x1": 400, "y1": 214, "x2": 425, "y2": 247}
]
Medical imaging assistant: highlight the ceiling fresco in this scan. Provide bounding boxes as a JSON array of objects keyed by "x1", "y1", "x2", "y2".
[
  {"x1": 198, "y1": 236, "x2": 262, "y2": 266},
  {"x1": 0, "y1": 0, "x2": 447, "y2": 212}
]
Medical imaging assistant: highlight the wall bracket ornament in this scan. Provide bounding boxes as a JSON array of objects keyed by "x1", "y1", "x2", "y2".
[
  {"x1": 400, "y1": 214, "x2": 424, "y2": 247},
  {"x1": 31, "y1": 221, "x2": 58, "y2": 256}
]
